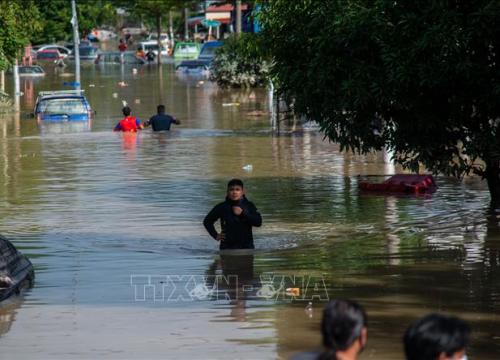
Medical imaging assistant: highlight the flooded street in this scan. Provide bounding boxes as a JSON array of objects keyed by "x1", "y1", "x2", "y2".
[{"x1": 1, "y1": 63, "x2": 500, "y2": 359}]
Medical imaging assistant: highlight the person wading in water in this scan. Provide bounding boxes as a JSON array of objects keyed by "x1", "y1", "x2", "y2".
[{"x1": 203, "y1": 179, "x2": 262, "y2": 250}]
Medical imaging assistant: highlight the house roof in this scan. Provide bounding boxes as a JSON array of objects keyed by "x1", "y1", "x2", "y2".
[{"x1": 206, "y1": 4, "x2": 249, "y2": 12}]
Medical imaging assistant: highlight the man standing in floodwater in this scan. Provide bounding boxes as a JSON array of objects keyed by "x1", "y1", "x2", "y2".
[
  {"x1": 203, "y1": 179, "x2": 262, "y2": 250},
  {"x1": 145, "y1": 105, "x2": 180, "y2": 132},
  {"x1": 113, "y1": 106, "x2": 143, "y2": 132}
]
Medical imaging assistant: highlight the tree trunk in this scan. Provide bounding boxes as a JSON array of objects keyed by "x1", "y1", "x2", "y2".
[
  {"x1": 156, "y1": 13, "x2": 162, "y2": 65},
  {"x1": 236, "y1": 0, "x2": 242, "y2": 34},
  {"x1": 184, "y1": 8, "x2": 189, "y2": 41},
  {"x1": 486, "y1": 159, "x2": 500, "y2": 209}
]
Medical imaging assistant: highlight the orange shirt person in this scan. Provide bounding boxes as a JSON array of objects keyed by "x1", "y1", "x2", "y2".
[{"x1": 113, "y1": 106, "x2": 143, "y2": 132}]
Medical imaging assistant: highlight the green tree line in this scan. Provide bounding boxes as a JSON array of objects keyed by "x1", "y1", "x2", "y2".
[{"x1": 259, "y1": 0, "x2": 500, "y2": 206}]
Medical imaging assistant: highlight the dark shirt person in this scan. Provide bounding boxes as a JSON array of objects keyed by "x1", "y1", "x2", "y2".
[
  {"x1": 146, "y1": 105, "x2": 180, "y2": 132},
  {"x1": 203, "y1": 179, "x2": 262, "y2": 250},
  {"x1": 404, "y1": 314, "x2": 470, "y2": 360}
]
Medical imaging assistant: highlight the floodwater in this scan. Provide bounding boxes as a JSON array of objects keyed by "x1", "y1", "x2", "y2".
[{"x1": 1, "y1": 62, "x2": 500, "y2": 360}]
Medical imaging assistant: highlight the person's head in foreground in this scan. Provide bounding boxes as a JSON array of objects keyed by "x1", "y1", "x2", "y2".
[
  {"x1": 122, "y1": 106, "x2": 131, "y2": 117},
  {"x1": 404, "y1": 313, "x2": 470, "y2": 360},
  {"x1": 319, "y1": 299, "x2": 368, "y2": 360},
  {"x1": 227, "y1": 178, "x2": 244, "y2": 202}
]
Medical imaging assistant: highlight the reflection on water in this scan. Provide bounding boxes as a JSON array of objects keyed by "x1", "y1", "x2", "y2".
[{"x1": 0, "y1": 64, "x2": 499, "y2": 359}]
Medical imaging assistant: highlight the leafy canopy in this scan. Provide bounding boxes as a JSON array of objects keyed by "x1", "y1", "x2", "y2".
[{"x1": 260, "y1": 1, "x2": 500, "y2": 179}]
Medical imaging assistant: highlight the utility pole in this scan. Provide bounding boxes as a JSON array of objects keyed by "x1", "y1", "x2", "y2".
[
  {"x1": 71, "y1": 0, "x2": 81, "y2": 91},
  {"x1": 236, "y1": 0, "x2": 242, "y2": 34},
  {"x1": 184, "y1": 7, "x2": 189, "y2": 41},
  {"x1": 169, "y1": 10, "x2": 174, "y2": 53}
]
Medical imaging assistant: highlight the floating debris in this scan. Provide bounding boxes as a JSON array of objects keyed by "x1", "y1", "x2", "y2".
[
  {"x1": 285, "y1": 287, "x2": 300, "y2": 297},
  {"x1": 222, "y1": 102, "x2": 240, "y2": 107},
  {"x1": 242, "y1": 164, "x2": 253, "y2": 172},
  {"x1": 247, "y1": 110, "x2": 266, "y2": 117},
  {"x1": 134, "y1": 99, "x2": 141, "y2": 104},
  {"x1": 112, "y1": 93, "x2": 118, "y2": 98},
  {"x1": 88, "y1": 84, "x2": 96, "y2": 88},
  {"x1": 118, "y1": 81, "x2": 128, "y2": 87},
  {"x1": 132, "y1": 68, "x2": 138, "y2": 74}
]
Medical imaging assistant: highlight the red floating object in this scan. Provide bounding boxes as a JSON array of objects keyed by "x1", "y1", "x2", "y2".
[{"x1": 359, "y1": 174, "x2": 437, "y2": 194}]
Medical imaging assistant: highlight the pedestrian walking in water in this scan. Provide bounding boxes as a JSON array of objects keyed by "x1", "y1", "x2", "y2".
[
  {"x1": 113, "y1": 106, "x2": 143, "y2": 132},
  {"x1": 145, "y1": 105, "x2": 180, "y2": 132},
  {"x1": 203, "y1": 179, "x2": 262, "y2": 250}
]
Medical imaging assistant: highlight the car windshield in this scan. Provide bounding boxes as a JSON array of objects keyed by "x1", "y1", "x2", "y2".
[
  {"x1": 37, "y1": 52, "x2": 58, "y2": 59},
  {"x1": 178, "y1": 45, "x2": 197, "y2": 53},
  {"x1": 200, "y1": 46, "x2": 219, "y2": 57},
  {"x1": 38, "y1": 98, "x2": 87, "y2": 115},
  {"x1": 19, "y1": 66, "x2": 44, "y2": 74},
  {"x1": 79, "y1": 47, "x2": 97, "y2": 56}
]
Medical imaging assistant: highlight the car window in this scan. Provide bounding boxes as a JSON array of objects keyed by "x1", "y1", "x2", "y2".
[
  {"x1": 37, "y1": 52, "x2": 58, "y2": 59},
  {"x1": 200, "y1": 46, "x2": 219, "y2": 56},
  {"x1": 38, "y1": 99, "x2": 87, "y2": 115}
]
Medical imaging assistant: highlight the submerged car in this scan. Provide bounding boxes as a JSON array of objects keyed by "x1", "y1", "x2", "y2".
[
  {"x1": 139, "y1": 41, "x2": 169, "y2": 56},
  {"x1": 95, "y1": 51, "x2": 146, "y2": 65},
  {"x1": 18, "y1": 65, "x2": 45, "y2": 77},
  {"x1": 175, "y1": 60, "x2": 209, "y2": 74},
  {"x1": 34, "y1": 90, "x2": 94, "y2": 122},
  {"x1": 197, "y1": 41, "x2": 223, "y2": 64},
  {"x1": 35, "y1": 49, "x2": 65, "y2": 62},
  {"x1": 68, "y1": 46, "x2": 99, "y2": 61},
  {"x1": 173, "y1": 42, "x2": 201, "y2": 59},
  {"x1": 0, "y1": 234, "x2": 34, "y2": 302}
]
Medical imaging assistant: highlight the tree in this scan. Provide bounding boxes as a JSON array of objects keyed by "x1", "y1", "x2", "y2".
[
  {"x1": 259, "y1": 1, "x2": 500, "y2": 206},
  {"x1": 32, "y1": 0, "x2": 117, "y2": 44},
  {"x1": 0, "y1": 0, "x2": 41, "y2": 71}
]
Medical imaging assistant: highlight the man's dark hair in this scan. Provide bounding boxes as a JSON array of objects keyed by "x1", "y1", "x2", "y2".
[
  {"x1": 227, "y1": 178, "x2": 244, "y2": 188},
  {"x1": 157, "y1": 105, "x2": 165, "y2": 114},
  {"x1": 319, "y1": 299, "x2": 367, "y2": 360},
  {"x1": 122, "y1": 106, "x2": 131, "y2": 116},
  {"x1": 403, "y1": 314, "x2": 470, "y2": 360}
]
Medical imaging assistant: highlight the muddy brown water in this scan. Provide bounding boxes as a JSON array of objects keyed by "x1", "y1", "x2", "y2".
[{"x1": 0, "y1": 63, "x2": 499, "y2": 359}]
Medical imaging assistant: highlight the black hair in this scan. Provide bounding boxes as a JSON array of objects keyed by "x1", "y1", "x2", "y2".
[
  {"x1": 403, "y1": 313, "x2": 470, "y2": 360},
  {"x1": 157, "y1": 105, "x2": 165, "y2": 114},
  {"x1": 227, "y1": 178, "x2": 244, "y2": 188},
  {"x1": 122, "y1": 106, "x2": 131, "y2": 116},
  {"x1": 319, "y1": 299, "x2": 367, "y2": 360}
]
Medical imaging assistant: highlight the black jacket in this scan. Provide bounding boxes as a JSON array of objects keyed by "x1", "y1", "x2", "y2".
[{"x1": 203, "y1": 196, "x2": 262, "y2": 249}]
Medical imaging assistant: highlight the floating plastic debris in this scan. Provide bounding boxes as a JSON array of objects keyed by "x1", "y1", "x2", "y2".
[
  {"x1": 305, "y1": 301, "x2": 313, "y2": 318},
  {"x1": 242, "y1": 164, "x2": 253, "y2": 172},
  {"x1": 132, "y1": 68, "x2": 138, "y2": 74},
  {"x1": 117, "y1": 81, "x2": 128, "y2": 87},
  {"x1": 88, "y1": 84, "x2": 96, "y2": 87},
  {"x1": 112, "y1": 93, "x2": 118, "y2": 98},
  {"x1": 134, "y1": 99, "x2": 141, "y2": 104},
  {"x1": 122, "y1": 100, "x2": 128, "y2": 107},
  {"x1": 285, "y1": 287, "x2": 300, "y2": 297},
  {"x1": 222, "y1": 102, "x2": 240, "y2": 107}
]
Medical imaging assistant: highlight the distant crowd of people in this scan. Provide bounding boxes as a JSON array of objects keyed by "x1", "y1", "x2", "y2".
[{"x1": 299, "y1": 299, "x2": 470, "y2": 360}]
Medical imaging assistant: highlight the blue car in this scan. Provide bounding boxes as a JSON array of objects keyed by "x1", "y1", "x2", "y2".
[
  {"x1": 34, "y1": 90, "x2": 94, "y2": 122},
  {"x1": 198, "y1": 41, "x2": 223, "y2": 63}
]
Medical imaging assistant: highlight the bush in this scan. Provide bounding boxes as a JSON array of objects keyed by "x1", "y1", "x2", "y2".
[{"x1": 210, "y1": 33, "x2": 269, "y2": 88}]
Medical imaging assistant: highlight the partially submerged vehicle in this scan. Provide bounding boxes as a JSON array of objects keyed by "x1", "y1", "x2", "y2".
[
  {"x1": 34, "y1": 90, "x2": 94, "y2": 122},
  {"x1": 175, "y1": 60, "x2": 210, "y2": 74},
  {"x1": 138, "y1": 41, "x2": 169, "y2": 57},
  {"x1": 359, "y1": 174, "x2": 437, "y2": 194},
  {"x1": 18, "y1": 65, "x2": 45, "y2": 77},
  {"x1": 95, "y1": 51, "x2": 147, "y2": 65},
  {"x1": 197, "y1": 41, "x2": 223, "y2": 64},
  {"x1": 0, "y1": 235, "x2": 34, "y2": 302},
  {"x1": 173, "y1": 42, "x2": 201, "y2": 59},
  {"x1": 68, "y1": 46, "x2": 99, "y2": 61}
]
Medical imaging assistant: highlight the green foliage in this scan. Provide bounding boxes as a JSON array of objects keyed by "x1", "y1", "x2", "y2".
[
  {"x1": 210, "y1": 33, "x2": 269, "y2": 87},
  {"x1": 32, "y1": 0, "x2": 117, "y2": 44},
  {"x1": 260, "y1": 0, "x2": 500, "y2": 201},
  {"x1": 0, "y1": 0, "x2": 41, "y2": 70}
]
